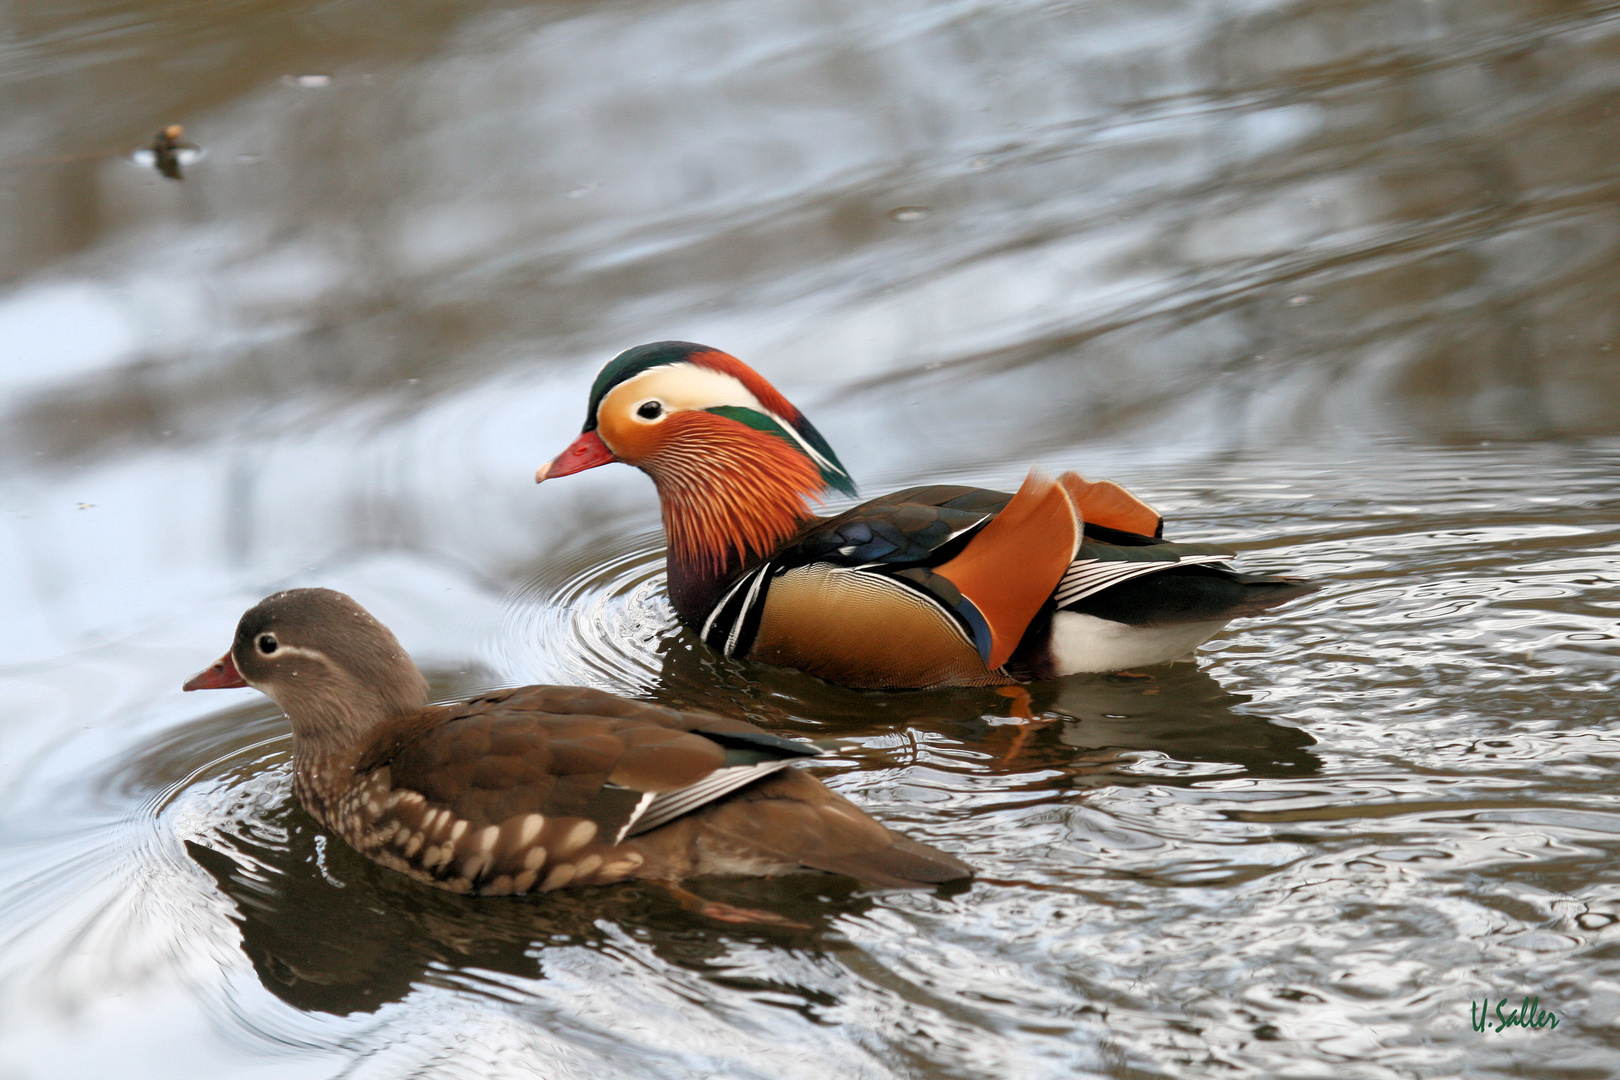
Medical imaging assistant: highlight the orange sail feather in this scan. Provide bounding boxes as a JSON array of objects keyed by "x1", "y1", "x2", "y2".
[
  {"x1": 1057, "y1": 472, "x2": 1160, "y2": 537},
  {"x1": 934, "y1": 470, "x2": 1080, "y2": 669}
]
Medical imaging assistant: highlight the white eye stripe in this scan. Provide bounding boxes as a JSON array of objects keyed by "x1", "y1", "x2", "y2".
[
  {"x1": 255, "y1": 643, "x2": 325, "y2": 661},
  {"x1": 605, "y1": 366, "x2": 764, "y2": 417},
  {"x1": 608, "y1": 365, "x2": 842, "y2": 477}
]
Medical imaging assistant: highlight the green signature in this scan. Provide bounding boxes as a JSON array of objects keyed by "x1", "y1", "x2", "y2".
[{"x1": 1471, "y1": 996, "x2": 1558, "y2": 1033}]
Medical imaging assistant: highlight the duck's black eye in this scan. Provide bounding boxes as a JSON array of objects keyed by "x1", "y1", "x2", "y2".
[
  {"x1": 636, "y1": 400, "x2": 664, "y2": 420},
  {"x1": 257, "y1": 634, "x2": 279, "y2": 655}
]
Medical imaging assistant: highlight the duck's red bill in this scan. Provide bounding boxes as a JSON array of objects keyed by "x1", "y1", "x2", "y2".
[
  {"x1": 536, "y1": 430, "x2": 616, "y2": 483},
  {"x1": 184, "y1": 651, "x2": 247, "y2": 691}
]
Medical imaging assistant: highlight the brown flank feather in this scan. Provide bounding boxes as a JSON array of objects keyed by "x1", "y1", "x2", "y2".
[{"x1": 750, "y1": 564, "x2": 1001, "y2": 688}]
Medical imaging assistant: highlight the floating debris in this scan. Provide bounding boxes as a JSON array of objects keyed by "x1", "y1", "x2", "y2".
[
  {"x1": 283, "y1": 74, "x2": 332, "y2": 87},
  {"x1": 132, "y1": 125, "x2": 201, "y2": 181},
  {"x1": 887, "y1": 206, "x2": 930, "y2": 222}
]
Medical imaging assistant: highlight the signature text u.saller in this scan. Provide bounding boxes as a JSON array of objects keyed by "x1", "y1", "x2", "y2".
[{"x1": 1471, "y1": 996, "x2": 1558, "y2": 1033}]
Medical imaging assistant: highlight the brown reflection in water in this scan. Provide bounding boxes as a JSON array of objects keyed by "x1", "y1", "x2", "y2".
[
  {"x1": 651, "y1": 629, "x2": 1320, "y2": 783},
  {"x1": 1043, "y1": 666, "x2": 1320, "y2": 783},
  {"x1": 186, "y1": 808, "x2": 882, "y2": 1017}
]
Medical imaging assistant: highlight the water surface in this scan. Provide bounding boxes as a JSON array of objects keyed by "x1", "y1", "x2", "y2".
[{"x1": 2, "y1": 1, "x2": 1619, "y2": 1076}]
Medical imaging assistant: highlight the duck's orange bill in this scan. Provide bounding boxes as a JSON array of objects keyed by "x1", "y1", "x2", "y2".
[
  {"x1": 536, "y1": 430, "x2": 617, "y2": 483},
  {"x1": 184, "y1": 651, "x2": 247, "y2": 691}
]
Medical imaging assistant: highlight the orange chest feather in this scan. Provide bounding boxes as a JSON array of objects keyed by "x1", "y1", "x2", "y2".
[{"x1": 639, "y1": 412, "x2": 825, "y2": 574}]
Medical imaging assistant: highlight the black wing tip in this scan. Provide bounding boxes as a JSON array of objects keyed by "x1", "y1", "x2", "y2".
[
  {"x1": 1237, "y1": 575, "x2": 1320, "y2": 603},
  {"x1": 1064, "y1": 566, "x2": 1321, "y2": 626},
  {"x1": 808, "y1": 836, "x2": 975, "y2": 889},
  {"x1": 697, "y1": 727, "x2": 823, "y2": 760},
  {"x1": 1208, "y1": 576, "x2": 1320, "y2": 620}
]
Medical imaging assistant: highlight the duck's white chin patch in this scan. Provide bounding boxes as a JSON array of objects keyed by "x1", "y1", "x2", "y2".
[{"x1": 1049, "y1": 612, "x2": 1229, "y2": 673}]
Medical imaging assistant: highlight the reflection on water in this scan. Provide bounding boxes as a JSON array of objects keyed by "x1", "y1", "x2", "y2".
[
  {"x1": 3, "y1": 0, "x2": 1620, "y2": 1076},
  {"x1": 186, "y1": 790, "x2": 880, "y2": 1017}
]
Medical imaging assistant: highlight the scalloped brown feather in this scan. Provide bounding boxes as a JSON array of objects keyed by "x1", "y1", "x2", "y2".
[{"x1": 324, "y1": 684, "x2": 972, "y2": 896}]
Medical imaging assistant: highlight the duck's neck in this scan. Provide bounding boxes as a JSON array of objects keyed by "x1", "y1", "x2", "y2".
[
  {"x1": 280, "y1": 680, "x2": 427, "y2": 820},
  {"x1": 648, "y1": 422, "x2": 826, "y2": 624}
]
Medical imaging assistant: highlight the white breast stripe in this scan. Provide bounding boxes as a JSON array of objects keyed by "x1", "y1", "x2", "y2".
[
  {"x1": 700, "y1": 568, "x2": 760, "y2": 642},
  {"x1": 627, "y1": 760, "x2": 793, "y2": 836},
  {"x1": 699, "y1": 566, "x2": 767, "y2": 650},
  {"x1": 723, "y1": 566, "x2": 771, "y2": 657},
  {"x1": 1054, "y1": 553, "x2": 1231, "y2": 607}
]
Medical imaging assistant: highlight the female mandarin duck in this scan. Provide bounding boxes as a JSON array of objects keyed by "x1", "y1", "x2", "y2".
[
  {"x1": 536, "y1": 342, "x2": 1315, "y2": 689},
  {"x1": 184, "y1": 588, "x2": 971, "y2": 899}
]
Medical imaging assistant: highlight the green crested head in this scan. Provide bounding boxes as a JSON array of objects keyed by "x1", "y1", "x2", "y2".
[{"x1": 580, "y1": 341, "x2": 856, "y2": 497}]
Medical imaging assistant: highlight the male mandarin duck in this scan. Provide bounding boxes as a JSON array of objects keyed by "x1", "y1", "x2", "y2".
[
  {"x1": 535, "y1": 341, "x2": 1315, "y2": 689},
  {"x1": 184, "y1": 588, "x2": 971, "y2": 900}
]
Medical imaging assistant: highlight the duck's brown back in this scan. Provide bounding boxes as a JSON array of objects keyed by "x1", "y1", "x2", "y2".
[{"x1": 307, "y1": 684, "x2": 970, "y2": 895}]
